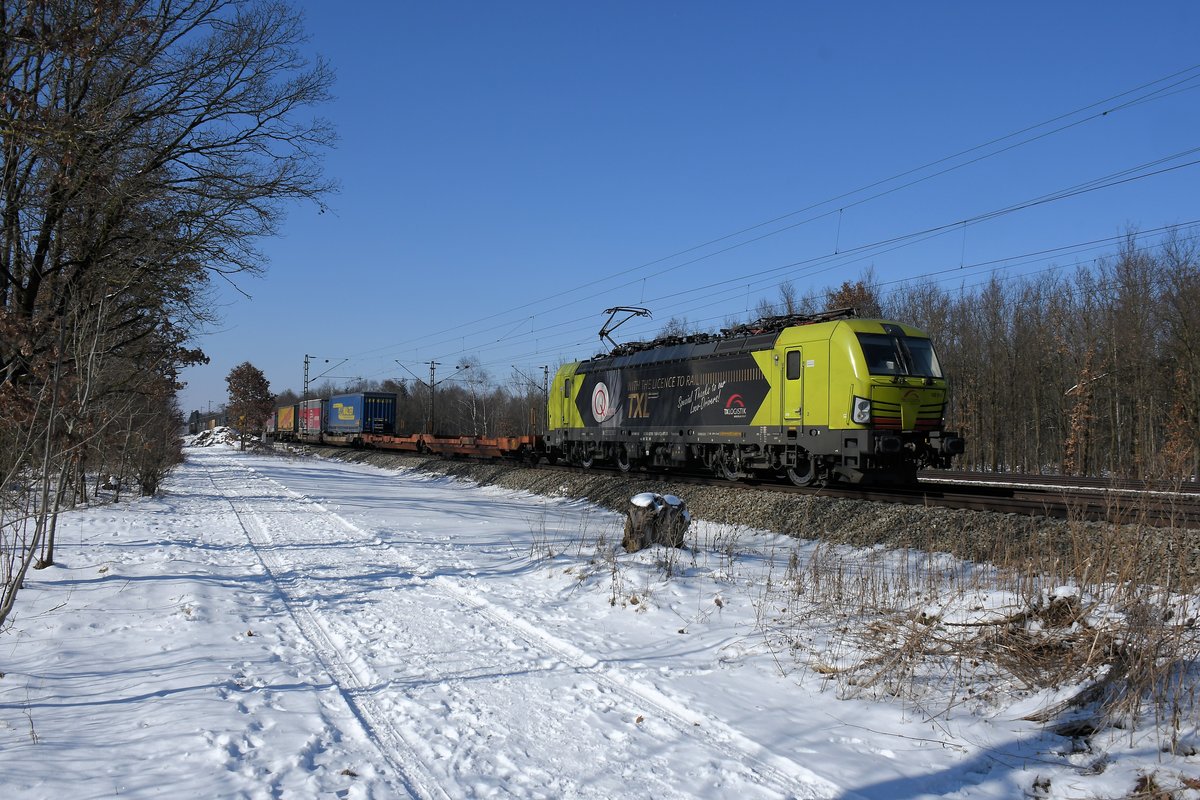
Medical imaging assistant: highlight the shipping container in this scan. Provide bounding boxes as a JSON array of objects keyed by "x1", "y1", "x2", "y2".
[
  {"x1": 298, "y1": 399, "x2": 324, "y2": 438},
  {"x1": 326, "y1": 392, "x2": 397, "y2": 435},
  {"x1": 275, "y1": 404, "x2": 297, "y2": 439}
]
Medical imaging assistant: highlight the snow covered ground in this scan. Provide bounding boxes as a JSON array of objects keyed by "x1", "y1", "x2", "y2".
[{"x1": 1, "y1": 442, "x2": 1197, "y2": 798}]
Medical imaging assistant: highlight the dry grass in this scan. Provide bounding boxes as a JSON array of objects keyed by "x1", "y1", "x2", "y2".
[
  {"x1": 513, "y1": 467, "x2": 1200, "y2": 756},
  {"x1": 769, "y1": 501, "x2": 1200, "y2": 752}
]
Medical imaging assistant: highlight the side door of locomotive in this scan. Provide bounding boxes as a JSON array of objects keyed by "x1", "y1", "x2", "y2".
[
  {"x1": 562, "y1": 378, "x2": 575, "y2": 429},
  {"x1": 783, "y1": 348, "x2": 803, "y2": 423}
]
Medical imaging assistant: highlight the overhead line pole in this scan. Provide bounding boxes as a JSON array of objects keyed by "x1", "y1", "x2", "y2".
[
  {"x1": 411, "y1": 360, "x2": 469, "y2": 435},
  {"x1": 428, "y1": 361, "x2": 438, "y2": 435},
  {"x1": 304, "y1": 355, "x2": 347, "y2": 400},
  {"x1": 511, "y1": 365, "x2": 551, "y2": 434}
]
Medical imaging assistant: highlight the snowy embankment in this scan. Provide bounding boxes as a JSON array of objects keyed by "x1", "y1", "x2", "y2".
[{"x1": 1, "y1": 445, "x2": 1196, "y2": 799}]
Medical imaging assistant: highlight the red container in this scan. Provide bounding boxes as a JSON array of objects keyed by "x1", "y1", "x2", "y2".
[{"x1": 298, "y1": 399, "x2": 323, "y2": 438}]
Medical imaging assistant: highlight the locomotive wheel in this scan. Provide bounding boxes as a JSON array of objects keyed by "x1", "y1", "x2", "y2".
[
  {"x1": 786, "y1": 458, "x2": 818, "y2": 487},
  {"x1": 579, "y1": 451, "x2": 595, "y2": 469},
  {"x1": 616, "y1": 446, "x2": 633, "y2": 473}
]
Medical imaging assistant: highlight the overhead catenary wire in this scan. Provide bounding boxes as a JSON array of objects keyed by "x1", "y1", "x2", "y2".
[
  {"x1": 413, "y1": 154, "x2": 1198, "y2": 378},
  {"x1": 341, "y1": 64, "x2": 1200, "y2": 366},
  {"x1": 308, "y1": 66, "x2": 1200, "y2": 390},
  {"x1": 408, "y1": 145, "x2": 1200, "y2": 368},
  {"x1": 368, "y1": 102, "x2": 1200, "y2": 374},
  {"x1": 366, "y1": 223, "x2": 1200, "y2": 385},
  {"x1": 373, "y1": 220, "x2": 1200, "y2": 385}
]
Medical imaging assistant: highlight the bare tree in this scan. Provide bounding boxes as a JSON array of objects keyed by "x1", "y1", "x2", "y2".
[
  {"x1": 778, "y1": 280, "x2": 799, "y2": 315},
  {"x1": 274, "y1": 387, "x2": 300, "y2": 407},
  {"x1": 754, "y1": 279, "x2": 821, "y2": 320},
  {"x1": 658, "y1": 316, "x2": 691, "y2": 337},
  {"x1": 1159, "y1": 230, "x2": 1200, "y2": 477},
  {"x1": 753, "y1": 295, "x2": 778, "y2": 319},
  {"x1": 452, "y1": 357, "x2": 494, "y2": 437},
  {"x1": 0, "y1": 0, "x2": 334, "y2": 629}
]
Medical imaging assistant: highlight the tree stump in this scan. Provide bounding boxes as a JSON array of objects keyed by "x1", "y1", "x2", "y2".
[{"x1": 622, "y1": 492, "x2": 690, "y2": 552}]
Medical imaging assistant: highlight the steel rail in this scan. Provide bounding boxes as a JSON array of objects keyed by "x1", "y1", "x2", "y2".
[{"x1": 303, "y1": 445, "x2": 1200, "y2": 528}]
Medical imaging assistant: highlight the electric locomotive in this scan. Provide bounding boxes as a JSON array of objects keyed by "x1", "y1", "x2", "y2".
[{"x1": 546, "y1": 308, "x2": 964, "y2": 485}]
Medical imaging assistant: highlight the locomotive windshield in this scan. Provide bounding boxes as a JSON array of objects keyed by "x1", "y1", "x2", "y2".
[{"x1": 856, "y1": 333, "x2": 943, "y2": 378}]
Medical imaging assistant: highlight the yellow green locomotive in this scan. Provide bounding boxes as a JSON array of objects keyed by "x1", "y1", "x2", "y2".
[{"x1": 547, "y1": 309, "x2": 964, "y2": 484}]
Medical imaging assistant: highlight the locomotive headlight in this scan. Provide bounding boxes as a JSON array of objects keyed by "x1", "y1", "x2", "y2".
[{"x1": 851, "y1": 396, "x2": 872, "y2": 424}]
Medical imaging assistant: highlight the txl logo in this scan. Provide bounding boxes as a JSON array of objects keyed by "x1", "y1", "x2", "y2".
[{"x1": 627, "y1": 392, "x2": 650, "y2": 419}]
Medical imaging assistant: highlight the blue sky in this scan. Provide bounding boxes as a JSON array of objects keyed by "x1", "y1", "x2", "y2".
[{"x1": 179, "y1": 1, "x2": 1200, "y2": 413}]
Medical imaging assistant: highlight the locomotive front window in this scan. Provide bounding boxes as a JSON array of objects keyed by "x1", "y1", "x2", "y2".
[
  {"x1": 856, "y1": 333, "x2": 943, "y2": 378},
  {"x1": 904, "y1": 337, "x2": 942, "y2": 377}
]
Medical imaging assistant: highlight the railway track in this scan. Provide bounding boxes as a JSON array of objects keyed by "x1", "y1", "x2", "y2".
[
  {"x1": 925, "y1": 469, "x2": 1200, "y2": 495},
  {"x1": 530, "y1": 461, "x2": 1200, "y2": 528},
  {"x1": 855, "y1": 479, "x2": 1200, "y2": 528},
  {"x1": 306, "y1": 445, "x2": 1200, "y2": 528}
]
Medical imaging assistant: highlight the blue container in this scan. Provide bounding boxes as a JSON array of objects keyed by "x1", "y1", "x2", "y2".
[{"x1": 326, "y1": 392, "x2": 397, "y2": 435}]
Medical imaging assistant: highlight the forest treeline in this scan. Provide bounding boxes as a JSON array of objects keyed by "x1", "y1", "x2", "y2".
[
  {"x1": 296, "y1": 230, "x2": 1199, "y2": 482},
  {"x1": 0, "y1": 0, "x2": 332, "y2": 626},
  {"x1": 883, "y1": 230, "x2": 1199, "y2": 480},
  {"x1": 693, "y1": 228, "x2": 1200, "y2": 480},
  {"x1": 277, "y1": 358, "x2": 550, "y2": 443}
]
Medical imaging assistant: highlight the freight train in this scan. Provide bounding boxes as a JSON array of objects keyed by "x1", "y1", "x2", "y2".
[{"x1": 267, "y1": 309, "x2": 964, "y2": 485}]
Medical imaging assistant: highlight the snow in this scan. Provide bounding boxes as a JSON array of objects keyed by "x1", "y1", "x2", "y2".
[{"x1": 2, "y1": 444, "x2": 1198, "y2": 799}]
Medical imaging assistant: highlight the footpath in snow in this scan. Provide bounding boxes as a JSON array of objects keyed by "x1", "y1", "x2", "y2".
[{"x1": 0, "y1": 445, "x2": 1180, "y2": 799}]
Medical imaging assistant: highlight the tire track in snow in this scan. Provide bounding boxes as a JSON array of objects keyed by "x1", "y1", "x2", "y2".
[
  {"x1": 431, "y1": 577, "x2": 856, "y2": 800},
  {"x1": 204, "y1": 461, "x2": 450, "y2": 800},
  {"x1": 234, "y1": 457, "x2": 855, "y2": 800}
]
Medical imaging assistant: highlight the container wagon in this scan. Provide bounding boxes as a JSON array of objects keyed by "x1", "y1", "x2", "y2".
[{"x1": 324, "y1": 392, "x2": 398, "y2": 443}]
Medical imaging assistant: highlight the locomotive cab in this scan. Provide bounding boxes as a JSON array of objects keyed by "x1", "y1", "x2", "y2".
[{"x1": 834, "y1": 321, "x2": 964, "y2": 481}]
